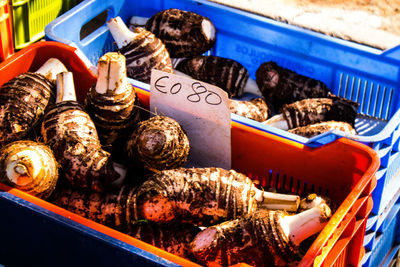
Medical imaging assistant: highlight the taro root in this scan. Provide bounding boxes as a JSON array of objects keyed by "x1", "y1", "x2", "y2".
[
  {"x1": 140, "y1": 8, "x2": 216, "y2": 58},
  {"x1": 0, "y1": 140, "x2": 58, "y2": 199},
  {"x1": 51, "y1": 187, "x2": 128, "y2": 231},
  {"x1": 85, "y1": 52, "x2": 141, "y2": 151},
  {"x1": 229, "y1": 98, "x2": 270, "y2": 122},
  {"x1": 52, "y1": 167, "x2": 300, "y2": 226},
  {"x1": 288, "y1": 121, "x2": 357, "y2": 138},
  {"x1": 126, "y1": 115, "x2": 190, "y2": 173},
  {"x1": 190, "y1": 202, "x2": 332, "y2": 267},
  {"x1": 128, "y1": 221, "x2": 201, "y2": 260},
  {"x1": 34, "y1": 58, "x2": 70, "y2": 83},
  {"x1": 255, "y1": 61, "x2": 331, "y2": 112},
  {"x1": 127, "y1": 167, "x2": 300, "y2": 226},
  {"x1": 264, "y1": 97, "x2": 359, "y2": 130},
  {"x1": 175, "y1": 55, "x2": 261, "y2": 98},
  {"x1": 0, "y1": 58, "x2": 67, "y2": 146},
  {"x1": 50, "y1": 186, "x2": 200, "y2": 259},
  {"x1": 41, "y1": 72, "x2": 125, "y2": 192},
  {"x1": 107, "y1": 16, "x2": 173, "y2": 84}
]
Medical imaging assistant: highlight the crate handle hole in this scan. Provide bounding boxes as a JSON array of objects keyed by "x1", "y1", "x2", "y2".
[{"x1": 80, "y1": 10, "x2": 108, "y2": 41}]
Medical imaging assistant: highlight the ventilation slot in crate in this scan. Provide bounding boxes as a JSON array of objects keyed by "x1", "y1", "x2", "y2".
[
  {"x1": 249, "y1": 170, "x2": 329, "y2": 198},
  {"x1": 336, "y1": 72, "x2": 394, "y2": 121}
]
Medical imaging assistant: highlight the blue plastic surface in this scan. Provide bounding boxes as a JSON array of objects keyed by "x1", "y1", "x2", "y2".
[
  {"x1": 362, "y1": 191, "x2": 400, "y2": 267},
  {"x1": 0, "y1": 191, "x2": 179, "y2": 267},
  {"x1": 44, "y1": 0, "x2": 400, "y2": 215}
]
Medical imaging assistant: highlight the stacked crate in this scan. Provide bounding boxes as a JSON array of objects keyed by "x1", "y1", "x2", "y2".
[
  {"x1": 362, "y1": 188, "x2": 400, "y2": 266},
  {"x1": 10, "y1": 0, "x2": 82, "y2": 50},
  {"x1": 0, "y1": 0, "x2": 14, "y2": 62}
]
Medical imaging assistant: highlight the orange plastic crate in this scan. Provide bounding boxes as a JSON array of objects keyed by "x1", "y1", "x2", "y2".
[
  {"x1": 0, "y1": 0, "x2": 14, "y2": 62},
  {"x1": 0, "y1": 41, "x2": 380, "y2": 267}
]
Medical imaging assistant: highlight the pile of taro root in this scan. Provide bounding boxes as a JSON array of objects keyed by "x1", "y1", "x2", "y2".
[{"x1": 0, "y1": 8, "x2": 341, "y2": 267}]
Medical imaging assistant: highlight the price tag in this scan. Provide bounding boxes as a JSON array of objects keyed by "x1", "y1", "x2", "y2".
[{"x1": 150, "y1": 69, "x2": 231, "y2": 169}]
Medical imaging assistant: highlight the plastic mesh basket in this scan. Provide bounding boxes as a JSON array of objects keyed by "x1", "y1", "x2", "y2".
[
  {"x1": 0, "y1": 41, "x2": 380, "y2": 267},
  {"x1": 11, "y1": 0, "x2": 82, "y2": 50}
]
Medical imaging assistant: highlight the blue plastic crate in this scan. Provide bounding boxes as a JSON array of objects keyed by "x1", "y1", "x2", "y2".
[
  {"x1": 45, "y1": 0, "x2": 400, "y2": 215},
  {"x1": 0, "y1": 191, "x2": 178, "y2": 267},
  {"x1": 362, "y1": 190, "x2": 400, "y2": 267}
]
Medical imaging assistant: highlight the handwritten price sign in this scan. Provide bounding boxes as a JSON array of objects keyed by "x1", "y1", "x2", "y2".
[
  {"x1": 150, "y1": 69, "x2": 231, "y2": 169},
  {"x1": 154, "y1": 77, "x2": 223, "y2": 105}
]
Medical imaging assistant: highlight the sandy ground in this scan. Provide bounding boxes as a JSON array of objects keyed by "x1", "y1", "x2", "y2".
[
  {"x1": 208, "y1": 0, "x2": 400, "y2": 50},
  {"x1": 295, "y1": 0, "x2": 400, "y2": 33}
]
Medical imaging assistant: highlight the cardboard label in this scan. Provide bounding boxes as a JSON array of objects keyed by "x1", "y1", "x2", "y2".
[{"x1": 150, "y1": 69, "x2": 231, "y2": 169}]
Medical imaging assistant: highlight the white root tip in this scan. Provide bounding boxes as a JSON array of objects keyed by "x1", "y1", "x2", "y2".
[
  {"x1": 56, "y1": 72, "x2": 77, "y2": 103},
  {"x1": 299, "y1": 194, "x2": 327, "y2": 212},
  {"x1": 129, "y1": 15, "x2": 149, "y2": 27},
  {"x1": 107, "y1": 16, "x2": 137, "y2": 49},
  {"x1": 280, "y1": 203, "x2": 332, "y2": 246},
  {"x1": 110, "y1": 162, "x2": 127, "y2": 188},
  {"x1": 35, "y1": 58, "x2": 68, "y2": 83},
  {"x1": 243, "y1": 77, "x2": 262, "y2": 97},
  {"x1": 201, "y1": 19, "x2": 215, "y2": 41},
  {"x1": 6, "y1": 150, "x2": 43, "y2": 186},
  {"x1": 263, "y1": 113, "x2": 289, "y2": 130},
  {"x1": 255, "y1": 189, "x2": 300, "y2": 212},
  {"x1": 96, "y1": 52, "x2": 129, "y2": 94}
]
